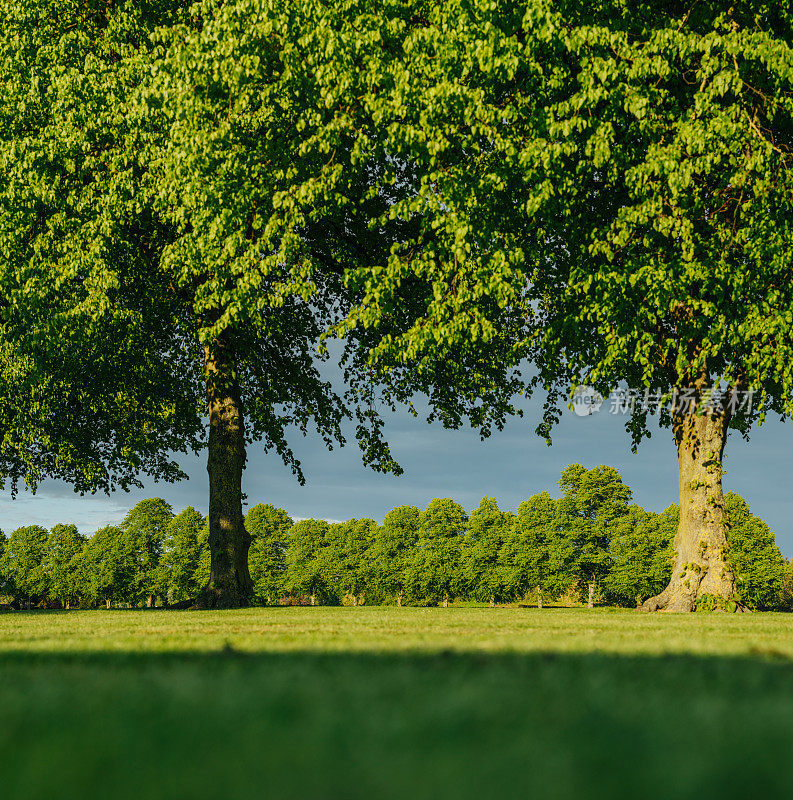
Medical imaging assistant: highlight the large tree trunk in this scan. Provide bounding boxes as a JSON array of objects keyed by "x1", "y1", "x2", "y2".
[
  {"x1": 642, "y1": 396, "x2": 740, "y2": 612},
  {"x1": 198, "y1": 337, "x2": 253, "y2": 609}
]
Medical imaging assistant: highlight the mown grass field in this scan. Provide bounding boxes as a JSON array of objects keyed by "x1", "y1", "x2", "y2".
[{"x1": 2, "y1": 607, "x2": 793, "y2": 799}]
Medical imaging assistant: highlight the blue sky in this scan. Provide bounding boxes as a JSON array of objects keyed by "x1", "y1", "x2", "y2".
[{"x1": 1, "y1": 395, "x2": 791, "y2": 556}]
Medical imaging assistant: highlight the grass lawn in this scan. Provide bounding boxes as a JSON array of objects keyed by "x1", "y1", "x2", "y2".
[{"x1": 2, "y1": 607, "x2": 793, "y2": 799}]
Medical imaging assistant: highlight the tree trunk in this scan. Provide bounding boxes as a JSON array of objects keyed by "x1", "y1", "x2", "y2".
[
  {"x1": 587, "y1": 582, "x2": 595, "y2": 609},
  {"x1": 146, "y1": 594, "x2": 154, "y2": 608},
  {"x1": 198, "y1": 337, "x2": 253, "y2": 609},
  {"x1": 489, "y1": 595, "x2": 495, "y2": 608},
  {"x1": 442, "y1": 592, "x2": 449, "y2": 608},
  {"x1": 397, "y1": 588, "x2": 403, "y2": 607},
  {"x1": 310, "y1": 591, "x2": 316, "y2": 607},
  {"x1": 642, "y1": 395, "x2": 739, "y2": 612},
  {"x1": 537, "y1": 586, "x2": 542, "y2": 610},
  {"x1": 105, "y1": 598, "x2": 111, "y2": 610}
]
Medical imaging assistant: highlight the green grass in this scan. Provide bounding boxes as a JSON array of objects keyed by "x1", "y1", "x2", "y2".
[{"x1": 2, "y1": 607, "x2": 793, "y2": 799}]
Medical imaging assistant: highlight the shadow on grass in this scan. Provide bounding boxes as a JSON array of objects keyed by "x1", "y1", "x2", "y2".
[{"x1": 0, "y1": 648, "x2": 792, "y2": 800}]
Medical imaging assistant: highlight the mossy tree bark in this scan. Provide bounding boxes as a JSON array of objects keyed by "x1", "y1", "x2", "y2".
[
  {"x1": 642, "y1": 394, "x2": 739, "y2": 612},
  {"x1": 198, "y1": 337, "x2": 253, "y2": 609}
]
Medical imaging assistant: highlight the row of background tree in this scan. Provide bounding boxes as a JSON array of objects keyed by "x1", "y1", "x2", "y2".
[{"x1": 1, "y1": 465, "x2": 791, "y2": 611}]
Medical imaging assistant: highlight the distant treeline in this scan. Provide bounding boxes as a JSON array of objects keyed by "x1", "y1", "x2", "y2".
[{"x1": 1, "y1": 465, "x2": 791, "y2": 611}]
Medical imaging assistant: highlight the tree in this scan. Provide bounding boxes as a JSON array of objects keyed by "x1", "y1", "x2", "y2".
[
  {"x1": 0, "y1": 0, "x2": 204, "y2": 498},
  {"x1": 75, "y1": 525, "x2": 138, "y2": 609},
  {"x1": 121, "y1": 499, "x2": 174, "y2": 606},
  {"x1": 501, "y1": 492, "x2": 574, "y2": 606},
  {"x1": 284, "y1": 520, "x2": 334, "y2": 606},
  {"x1": 406, "y1": 499, "x2": 467, "y2": 607},
  {"x1": 0, "y1": 0, "x2": 409, "y2": 608},
  {"x1": 0, "y1": 525, "x2": 48, "y2": 607},
  {"x1": 460, "y1": 498, "x2": 513, "y2": 606},
  {"x1": 0, "y1": 529, "x2": 8, "y2": 599},
  {"x1": 162, "y1": 507, "x2": 207, "y2": 604},
  {"x1": 6, "y1": 1, "x2": 791, "y2": 615},
  {"x1": 602, "y1": 506, "x2": 677, "y2": 608},
  {"x1": 369, "y1": 506, "x2": 421, "y2": 606},
  {"x1": 341, "y1": 1, "x2": 793, "y2": 612},
  {"x1": 195, "y1": 523, "x2": 212, "y2": 596},
  {"x1": 327, "y1": 519, "x2": 378, "y2": 605},
  {"x1": 724, "y1": 493, "x2": 787, "y2": 611},
  {"x1": 41, "y1": 524, "x2": 86, "y2": 609},
  {"x1": 558, "y1": 466, "x2": 632, "y2": 608},
  {"x1": 247, "y1": 504, "x2": 293, "y2": 605},
  {"x1": 782, "y1": 560, "x2": 793, "y2": 613},
  {"x1": 143, "y1": 0, "x2": 429, "y2": 607},
  {"x1": 537, "y1": 8, "x2": 793, "y2": 610}
]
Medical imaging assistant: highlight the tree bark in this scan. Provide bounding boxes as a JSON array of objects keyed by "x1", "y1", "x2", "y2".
[
  {"x1": 198, "y1": 337, "x2": 253, "y2": 609},
  {"x1": 397, "y1": 588, "x2": 403, "y2": 607},
  {"x1": 146, "y1": 594, "x2": 155, "y2": 608},
  {"x1": 442, "y1": 592, "x2": 449, "y2": 608},
  {"x1": 587, "y1": 582, "x2": 595, "y2": 609},
  {"x1": 310, "y1": 591, "x2": 316, "y2": 607},
  {"x1": 489, "y1": 595, "x2": 495, "y2": 608},
  {"x1": 105, "y1": 598, "x2": 111, "y2": 610},
  {"x1": 641, "y1": 394, "x2": 740, "y2": 612},
  {"x1": 537, "y1": 586, "x2": 542, "y2": 610}
]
